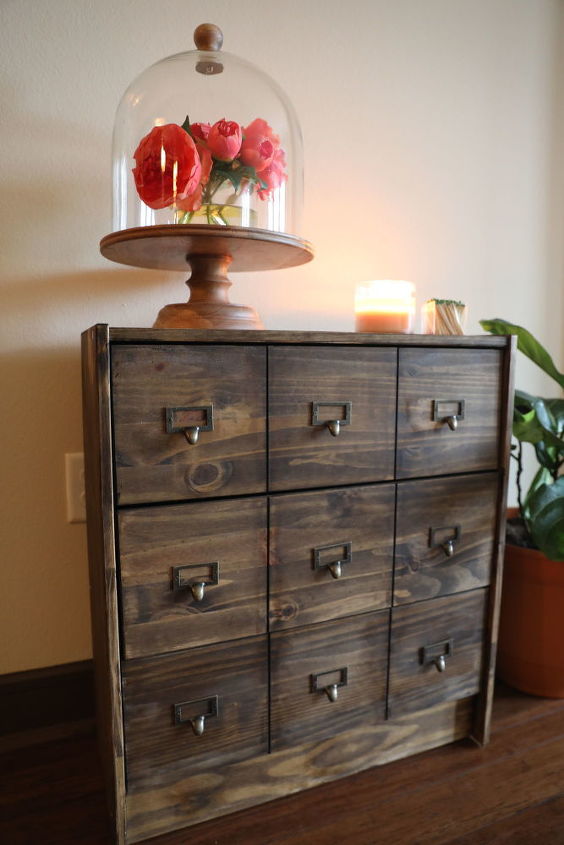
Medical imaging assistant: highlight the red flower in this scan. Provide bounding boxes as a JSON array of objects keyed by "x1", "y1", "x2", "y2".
[
  {"x1": 176, "y1": 143, "x2": 213, "y2": 213},
  {"x1": 240, "y1": 118, "x2": 279, "y2": 172},
  {"x1": 207, "y1": 119, "x2": 242, "y2": 161},
  {"x1": 132, "y1": 124, "x2": 201, "y2": 210},
  {"x1": 257, "y1": 147, "x2": 287, "y2": 199},
  {"x1": 190, "y1": 122, "x2": 211, "y2": 142}
]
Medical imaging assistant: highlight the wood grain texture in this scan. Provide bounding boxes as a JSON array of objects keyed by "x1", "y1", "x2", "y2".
[
  {"x1": 270, "y1": 612, "x2": 389, "y2": 750},
  {"x1": 118, "y1": 498, "x2": 267, "y2": 659},
  {"x1": 472, "y1": 335, "x2": 516, "y2": 745},
  {"x1": 111, "y1": 344, "x2": 266, "y2": 504},
  {"x1": 122, "y1": 635, "x2": 268, "y2": 792},
  {"x1": 125, "y1": 696, "x2": 473, "y2": 842},
  {"x1": 108, "y1": 326, "x2": 511, "y2": 348},
  {"x1": 388, "y1": 589, "x2": 488, "y2": 718},
  {"x1": 394, "y1": 473, "x2": 499, "y2": 604},
  {"x1": 396, "y1": 348, "x2": 503, "y2": 478},
  {"x1": 269, "y1": 485, "x2": 394, "y2": 630},
  {"x1": 81, "y1": 325, "x2": 126, "y2": 844},
  {"x1": 268, "y1": 346, "x2": 397, "y2": 491}
]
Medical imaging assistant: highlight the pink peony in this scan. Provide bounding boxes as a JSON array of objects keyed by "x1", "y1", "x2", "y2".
[
  {"x1": 207, "y1": 119, "x2": 242, "y2": 161},
  {"x1": 240, "y1": 117, "x2": 279, "y2": 172},
  {"x1": 177, "y1": 143, "x2": 213, "y2": 212},
  {"x1": 190, "y1": 122, "x2": 211, "y2": 142},
  {"x1": 257, "y1": 147, "x2": 287, "y2": 199}
]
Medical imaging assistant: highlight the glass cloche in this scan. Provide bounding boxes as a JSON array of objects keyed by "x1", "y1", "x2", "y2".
[
  {"x1": 112, "y1": 23, "x2": 303, "y2": 237},
  {"x1": 101, "y1": 24, "x2": 312, "y2": 329}
]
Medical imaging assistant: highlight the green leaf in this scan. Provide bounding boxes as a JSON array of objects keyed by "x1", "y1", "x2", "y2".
[
  {"x1": 513, "y1": 390, "x2": 564, "y2": 454},
  {"x1": 527, "y1": 478, "x2": 564, "y2": 560},
  {"x1": 181, "y1": 115, "x2": 192, "y2": 135},
  {"x1": 480, "y1": 318, "x2": 564, "y2": 389},
  {"x1": 522, "y1": 466, "x2": 553, "y2": 520}
]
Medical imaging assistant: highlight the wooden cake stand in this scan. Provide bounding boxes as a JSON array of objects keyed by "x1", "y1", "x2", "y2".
[{"x1": 100, "y1": 225, "x2": 314, "y2": 329}]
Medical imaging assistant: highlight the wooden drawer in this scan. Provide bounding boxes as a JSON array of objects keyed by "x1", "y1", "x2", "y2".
[
  {"x1": 122, "y1": 635, "x2": 268, "y2": 790},
  {"x1": 270, "y1": 612, "x2": 388, "y2": 750},
  {"x1": 388, "y1": 589, "x2": 487, "y2": 717},
  {"x1": 118, "y1": 498, "x2": 267, "y2": 659},
  {"x1": 112, "y1": 344, "x2": 266, "y2": 504},
  {"x1": 396, "y1": 348, "x2": 502, "y2": 478},
  {"x1": 268, "y1": 346, "x2": 396, "y2": 490},
  {"x1": 394, "y1": 473, "x2": 498, "y2": 604},
  {"x1": 269, "y1": 485, "x2": 394, "y2": 630}
]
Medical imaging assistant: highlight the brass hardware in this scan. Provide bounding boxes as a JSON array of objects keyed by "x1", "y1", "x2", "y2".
[
  {"x1": 165, "y1": 405, "x2": 214, "y2": 445},
  {"x1": 313, "y1": 542, "x2": 352, "y2": 579},
  {"x1": 174, "y1": 695, "x2": 219, "y2": 736},
  {"x1": 421, "y1": 639, "x2": 453, "y2": 673},
  {"x1": 311, "y1": 667, "x2": 348, "y2": 702},
  {"x1": 432, "y1": 399, "x2": 465, "y2": 431},
  {"x1": 429, "y1": 525, "x2": 461, "y2": 558},
  {"x1": 172, "y1": 562, "x2": 219, "y2": 602},
  {"x1": 311, "y1": 401, "x2": 352, "y2": 437}
]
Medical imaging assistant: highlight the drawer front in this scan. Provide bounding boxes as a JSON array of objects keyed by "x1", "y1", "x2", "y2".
[
  {"x1": 122, "y1": 635, "x2": 268, "y2": 789},
  {"x1": 269, "y1": 485, "x2": 394, "y2": 630},
  {"x1": 112, "y1": 344, "x2": 266, "y2": 504},
  {"x1": 119, "y1": 498, "x2": 267, "y2": 659},
  {"x1": 396, "y1": 348, "x2": 502, "y2": 478},
  {"x1": 270, "y1": 612, "x2": 388, "y2": 750},
  {"x1": 268, "y1": 346, "x2": 396, "y2": 491},
  {"x1": 388, "y1": 589, "x2": 487, "y2": 717},
  {"x1": 394, "y1": 473, "x2": 498, "y2": 604}
]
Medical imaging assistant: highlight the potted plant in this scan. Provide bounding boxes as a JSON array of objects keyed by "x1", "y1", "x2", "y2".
[{"x1": 481, "y1": 318, "x2": 564, "y2": 697}]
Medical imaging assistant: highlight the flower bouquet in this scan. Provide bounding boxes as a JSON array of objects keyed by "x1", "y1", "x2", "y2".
[{"x1": 132, "y1": 116, "x2": 287, "y2": 226}]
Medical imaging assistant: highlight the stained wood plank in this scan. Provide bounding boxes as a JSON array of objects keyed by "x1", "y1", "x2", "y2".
[
  {"x1": 125, "y1": 696, "x2": 473, "y2": 842},
  {"x1": 268, "y1": 346, "x2": 396, "y2": 490},
  {"x1": 122, "y1": 635, "x2": 268, "y2": 791},
  {"x1": 394, "y1": 473, "x2": 498, "y2": 604},
  {"x1": 112, "y1": 344, "x2": 266, "y2": 504},
  {"x1": 269, "y1": 485, "x2": 394, "y2": 630},
  {"x1": 108, "y1": 326, "x2": 511, "y2": 348},
  {"x1": 396, "y1": 347, "x2": 503, "y2": 478},
  {"x1": 270, "y1": 612, "x2": 389, "y2": 750},
  {"x1": 118, "y1": 498, "x2": 267, "y2": 658},
  {"x1": 388, "y1": 589, "x2": 488, "y2": 717},
  {"x1": 81, "y1": 325, "x2": 126, "y2": 844}
]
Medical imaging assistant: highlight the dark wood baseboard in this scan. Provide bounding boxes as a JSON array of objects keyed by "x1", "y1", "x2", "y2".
[{"x1": 0, "y1": 660, "x2": 95, "y2": 749}]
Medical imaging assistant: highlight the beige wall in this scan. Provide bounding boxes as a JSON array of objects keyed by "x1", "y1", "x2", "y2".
[{"x1": 1, "y1": 0, "x2": 562, "y2": 674}]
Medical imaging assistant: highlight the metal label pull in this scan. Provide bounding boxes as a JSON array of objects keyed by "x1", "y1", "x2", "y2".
[
  {"x1": 312, "y1": 542, "x2": 352, "y2": 579},
  {"x1": 311, "y1": 401, "x2": 352, "y2": 436},
  {"x1": 173, "y1": 695, "x2": 219, "y2": 736},
  {"x1": 432, "y1": 399, "x2": 465, "y2": 430},
  {"x1": 311, "y1": 667, "x2": 348, "y2": 702},
  {"x1": 172, "y1": 562, "x2": 220, "y2": 601},
  {"x1": 421, "y1": 639, "x2": 453, "y2": 673},
  {"x1": 165, "y1": 405, "x2": 214, "y2": 443},
  {"x1": 429, "y1": 525, "x2": 462, "y2": 558}
]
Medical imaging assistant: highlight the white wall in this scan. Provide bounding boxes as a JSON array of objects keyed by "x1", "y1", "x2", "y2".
[{"x1": 1, "y1": 0, "x2": 562, "y2": 673}]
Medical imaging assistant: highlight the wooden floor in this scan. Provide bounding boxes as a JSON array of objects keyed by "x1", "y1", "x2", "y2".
[{"x1": 1, "y1": 683, "x2": 564, "y2": 845}]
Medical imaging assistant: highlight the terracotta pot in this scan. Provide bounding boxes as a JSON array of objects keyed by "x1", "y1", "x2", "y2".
[{"x1": 497, "y1": 510, "x2": 564, "y2": 697}]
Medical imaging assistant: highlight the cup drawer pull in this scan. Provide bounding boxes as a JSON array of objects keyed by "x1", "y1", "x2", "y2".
[
  {"x1": 311, "y1": 667, "x2": 348, "y2": 702},
  {"x1": 429, "y1": 525, "x2": 461, "y2": 558},
  {"x1": 313, "y1": 542, "x2": 352, "y2": 579},
  {"x1": 311, "y1": 401, "x2": 352, "y2": 437},
  {"x1": 165, "y1": 404, "x2": 214, "y2": 444},
  {"x1": 172, "y1": 562, "x2": 219, "y2": 602},
  {"x1": 421, "y1": 639, "x2": 453, "y2": 673},
  {"x1": 173, "y1": 695, "x2": 219, "y2": 736},
  {"x1": 432, "y1": 399, "x2": 465, "y2": 431}
]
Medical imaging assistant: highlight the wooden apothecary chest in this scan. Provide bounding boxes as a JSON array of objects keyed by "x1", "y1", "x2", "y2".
[{"x1": 82, "y1": 326, "x2": 515, "y2": 844}]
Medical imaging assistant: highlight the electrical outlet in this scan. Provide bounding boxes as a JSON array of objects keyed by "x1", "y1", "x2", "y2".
[{"x1": 65, "y1": 452, "x2": 86, "y2": 523}]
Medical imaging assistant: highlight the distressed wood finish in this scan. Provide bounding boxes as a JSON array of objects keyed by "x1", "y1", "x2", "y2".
[
  {"x1": 268, "y1": 346, "x2": 397, "y2": 490},
  {"x1": 118, "y1": 498, "x2": 267, "y2": 659},
  {"x1": 81, "y1": 326, "x2": 126, "y2": 844},
  {"x1": 126, "y1": 696, "x2": 473, "y2": 843},
  {"x1": 388, "y1": 589, "x2": 488, "y2": 718},
  {"x1": 269, "y1": 485, "x2": 394, "y2": 629},
  {"x1": 110, "y1": 327, "x2": 510, "y2": 347},
  {"x1": 396, "y1": 348, "x2": 502, "y2": 478},
  {"x1": 394, "y1": 473, "x2": 498, "y2": 604},
  {"x1": 122, "y1": 635, "x2": 268, "y2": 791},
  {"x1": 112, "y1": 344, "x2": 266, "y2": 504},
  {"x1": 472, "y1": 334, "x2": 516, "y2": 745},
  {"x1": 270, "y1": 612, "x2": 389, "y2": 750},
  {"x1": 82, "y1": 325, "x2": 515, "y2": 843}
]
